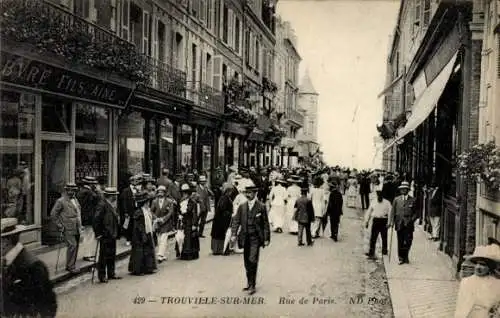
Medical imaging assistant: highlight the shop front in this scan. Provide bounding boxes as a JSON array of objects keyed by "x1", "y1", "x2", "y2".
[{"x1": 0, "y1": 48, "x2": 132, "y2": 246}]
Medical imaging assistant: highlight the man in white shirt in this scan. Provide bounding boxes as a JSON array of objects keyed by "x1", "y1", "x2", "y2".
[{"x1": 365, "y1": 190, "x2": 391, "y2": 259}]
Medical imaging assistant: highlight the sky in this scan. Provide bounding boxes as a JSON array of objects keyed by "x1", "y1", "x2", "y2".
[{"x1": 277, "y1": 0, "x2": 399, "y2": 169}]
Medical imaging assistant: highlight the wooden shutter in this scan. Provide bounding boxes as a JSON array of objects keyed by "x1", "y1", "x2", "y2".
[
  {"x1": 228, "y1": 9, "x2": 234, "y2": 47},
  {"x1": 120, "y1": 0, "x2": 130, "y2": 41},
  {"x1": 212, "y1": 55, "x2": 223, "y2": 91},
  {"x1": 201, "y1": 49, "x2": 206, "y2": 84},
  {"x1": 152, "y1": 17, "x2": 159, "y2": 59}
]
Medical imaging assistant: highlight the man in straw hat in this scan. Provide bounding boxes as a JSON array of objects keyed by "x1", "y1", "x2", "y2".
[
  {"x1": 388, "y1": 181, "x2": 418, "y2": 265},
  {"x1": 50, "y1": 182, "x2": 82, "y2": 273},
  {"x1": 197, "y1": 175, "x2": 213, "y2": 238},
  {"x1": 93, "y1": 187, "x2": 122, "y2": 283},
  {"x1": 77, "y1": 176, "x2": 99, "y2": 262},
  {"x1": 151, "y1": 185, "x2": 177, "y2": 263},
  {"x1": 1, "y1": 218, "x2": 57, "y2": 317},
  {"x1": 118, "y1": 175, "x2": 140, "y2": 246},
  {"x1": 455, "y1": 241, "x2": 500, "y2": 317},
  {"x1": 230, "y1": 182, "x2": 270, "y2": 295}
]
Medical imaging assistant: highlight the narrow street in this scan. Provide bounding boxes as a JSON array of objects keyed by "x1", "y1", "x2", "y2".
[{"x1": 56, "y1": 206, "x2": 393, "y2": 318}]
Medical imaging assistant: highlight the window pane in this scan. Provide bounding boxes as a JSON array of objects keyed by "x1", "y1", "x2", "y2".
[
  {"x1": 42, "y1": 95, "x2": 71, "y2": 133},
  {"x1": 180, "y1": 125, "x2": 192, "y2": 171},
  {"x1": 160, "y1": 118, "x2": 174, "y2": 173},
  {"x1": 1, "y1": 91, "x2": 35, "y2": 225},
  {"x1": 118, "y1": 111, "x2": 145, "y2": 189}
]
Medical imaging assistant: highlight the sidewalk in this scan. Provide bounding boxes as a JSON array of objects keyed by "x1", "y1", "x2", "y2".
[
  {"x1": 33, "y1": 210, "x2": 214, "y2": 285},
  {"x1": 383, "y1": 225, "x2": 459, "y2": 318}
]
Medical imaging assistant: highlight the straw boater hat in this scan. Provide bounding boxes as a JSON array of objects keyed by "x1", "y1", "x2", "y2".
[
  {"x1": 180, "y1": 183, "x2": 192, "y2": 192},
  {"x1": 1, "y1": 218, "x2": 38, "y2": 238},
  {"x1": 156, "y1": 185, "x2": 166, "y2": 193},
  {"x1": 398, "y1": 181, "x2": 410, "y2": 189},
  {"x1": 64, "y1": 182, "x2": 78, "y2": 190},
  {"x1": 466, "y1": 244, "x2": 500, "y2": 265},
  {"x1": 103, "y1": 187, "x2": 119, "y2": 195},
  {"x1": 82, "y1": 176, "x2": 98, "y2": 184},
  {"x1": 245, "y1": 181, "x2": 259, "y2": 192},
  {"x1": 199, "y1": 175, "x2": 207, "y2": 182}
]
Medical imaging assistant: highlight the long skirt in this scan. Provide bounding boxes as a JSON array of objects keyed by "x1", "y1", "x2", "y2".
[
  {"x1": 211, "y1": 239, "x2": 224, "y2": 255},
  {"x1": 128, "y1": 235, "x2": 157, "y2": 275},
  {"x1": 269, "y1": 205, "x2": 285, "y2": 231},
  {"x1": 179, "y1": 228, "x2": 199, "y2": 260},
  {"x1": 286, "y1": 199, "x2": 299, "y2": 233}
]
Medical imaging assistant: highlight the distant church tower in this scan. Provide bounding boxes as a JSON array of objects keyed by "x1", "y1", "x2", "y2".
[{"x1": 298, "y1": 69, "x2": 319, "y2": 142}]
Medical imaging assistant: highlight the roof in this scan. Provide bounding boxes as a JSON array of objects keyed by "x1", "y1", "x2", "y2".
[{"x1": 299, "y1": 69, "x2": 318, "y2": 95}]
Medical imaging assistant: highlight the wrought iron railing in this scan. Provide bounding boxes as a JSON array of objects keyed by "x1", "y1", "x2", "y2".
[
  {"x1": 186, "y1": 82, "x2": 224, "y2": 114},
  {"x1": 143, "y1": 56, "x2": 186, "y2": 98},
  {"x1": 286, "y1": 109, "x2": 304, "y2": 126}
]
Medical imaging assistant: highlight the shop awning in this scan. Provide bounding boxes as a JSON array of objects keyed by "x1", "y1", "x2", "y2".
[
  {"x1": 377, "y1": 73, "x2": 403, "y2": 98},
  {"x1": 383, "y1": 51, "x2": 458, "y2": 152}
]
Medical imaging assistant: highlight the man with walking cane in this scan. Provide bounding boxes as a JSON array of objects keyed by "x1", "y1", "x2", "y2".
[{"x1": 93, "y1": 187, "x2": 122, "y2": 283}]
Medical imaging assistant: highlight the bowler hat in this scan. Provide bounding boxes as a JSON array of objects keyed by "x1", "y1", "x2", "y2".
[{"x1": 1, "y1": 218, "x2": 38, "y2": 237}]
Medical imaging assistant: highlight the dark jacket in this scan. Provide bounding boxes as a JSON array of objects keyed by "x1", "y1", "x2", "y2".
[
  {"x1": 2, "y1": 248, "x2": 57, "y2": 318},
  {"x1": 196, "y1": 184, "x2": 211, "y2": 212},
  {"x1": 293, "y1": 196, "x2": 314, "y2": 224},
  {"x1": 231, "y1": 200, "x2": 271, "y2": 248},
  {"x1": 326, "y1": 190, "x2": 343, "y2": 218},
  {"x1": 382, "y1": 182, "x2": 398, "y2": 203},
  {"x1": 428, "y1": 188, "x2": 442, "y2": 217},
  {"x1": 77, "y1": 186, "x2": 99, "y2": 226},
  {"x1": 389, "y1": 195, "x2": 418, "y2": 231},
  {"x1": 359, "y1": 178, "x2": 371, "y2": 194},
  {"x1": 118, "y1": 186, "x2": 135, "y2": 220},
  {"x1": 94, "y1": 198, "x2": 120, "y2": 239}
]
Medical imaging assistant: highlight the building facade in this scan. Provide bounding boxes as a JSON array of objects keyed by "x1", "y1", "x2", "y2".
[
  {"x1": 378, "y1": 0, "x2": 481, "y2": 273},
  {"x1": 476, "y1": 0, "x2": 500, "y2": 246},
  {"x1": 297, "y1": 70, "x2": 320, "y2": 164},
  {"x1": 0, "y1": 0, "x2": 288, "y2": 247},
  {"x1": 274, "y1": 17, "x2": 303, "y2": 168}
]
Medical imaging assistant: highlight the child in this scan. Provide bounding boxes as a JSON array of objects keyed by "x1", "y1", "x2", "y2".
[{"x1": 293, "y1": 187, "x2": 315, "y2": 246}]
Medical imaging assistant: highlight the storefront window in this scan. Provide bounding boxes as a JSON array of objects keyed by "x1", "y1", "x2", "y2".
[
  {"x1": 42, "y1": 95, "x2": 71, "y2": 133},
  {"x1": 160, "y1": 118, "x2": 174, "y2": 174},
  {"x1": 180, "y1": 125, "x2": 192, "y2": 171},
  {"x1": 75, "y1": 104, "x2": 109, "y2": 183},
  {"x1": 1, "y1": 90, "x2": 35, "y2": 224},
  {"x1": 234, "y1": 138, "x2": 240, "y2": 167},
  {"x1": 480, "y1": 210, "x2": 500, "y2": 245},
  {"x1": 118, "y1": 111, "x2": 145, "y2": 189}
]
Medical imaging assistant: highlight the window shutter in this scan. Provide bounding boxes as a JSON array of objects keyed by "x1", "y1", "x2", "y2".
[
  {"x1": 206, "y1": 54, "x2": 213, "y2": 86},
  {"x1": 142, "y1": 11, "x2": 150, "y2": 55},
  {"x1": 152, "y1": 17, "x2": 159, "y2": 59},
  {"x1": 220, "y1": 3, "x2": 225, "y2": 41},
  {"x1": 109, "y1": 0, "x2": 117, "y2": 32},
  {"x1": 200, "y1": 0, "x2": 205, "y2": 23},
  {"x1": 213, "y1": 55, "x2": 223, "y2": 91},
  {"x1": 228, "y1": 10, "x2": 234, "y2": 46},
  {"x1": 201, "y1": 50, "x2": 206, "y2": 84},
  {"x1": 120, "y1": 0, "x2": 130, "y2": 41}
]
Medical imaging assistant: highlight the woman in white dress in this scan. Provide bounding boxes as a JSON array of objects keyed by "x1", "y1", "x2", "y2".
[
  {"x1": 346, "y1": 174, "x2": 359, "y2": 208},
  {"x1": 285, "y1": 177, "x2": 301, "y2": 234},
  {"x1": 268, "y1": 179, "x2": 287, "y2": 233},
  {"x1": 310, "y1": 176, "x2": 328, "y2": 238}
]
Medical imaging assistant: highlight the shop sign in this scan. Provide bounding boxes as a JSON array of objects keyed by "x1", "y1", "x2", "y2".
[{"x1": 0, "y1": 51, "x2": 132, "y2": 106}]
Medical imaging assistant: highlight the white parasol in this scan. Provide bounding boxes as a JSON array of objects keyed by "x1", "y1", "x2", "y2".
[
  {"x1": 175, "y1": 229, "x2": 185, "y2": 254},
  {"x1": 223, "y1": 227, "x2": 232, "y2": 254}
]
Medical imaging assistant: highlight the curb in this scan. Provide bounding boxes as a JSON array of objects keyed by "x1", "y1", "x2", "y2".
[{"x1": 51, "y1": 217, "x2": 213, "y2": 286}]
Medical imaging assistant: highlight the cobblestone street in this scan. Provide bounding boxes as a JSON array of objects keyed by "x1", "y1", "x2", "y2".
[{"x1": 56, "y1": 206, "x2": 393, "y2": 318}]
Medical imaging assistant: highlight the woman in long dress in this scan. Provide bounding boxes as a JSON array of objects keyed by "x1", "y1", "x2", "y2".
[
  {"x1": 228, "y1": 183, "x2": 248, "y2": 254},
  {"x1": 211, "y1": 186, "x2": 238, "y2": 255},
  {"x1": 346, "y1": 174, "x2": 359, "y2": 208},
  {"x1": 176, "y1": 183, "x2": 200, "y2": 260},
  {"x1": 285, "y1": 178, "x2": 301, "y2": 234},
  {"x1": 128, "y1": 192, "x2": 157, "y2": 275},
  {"x1": 268, "y1": 179, "x2": 287, "y2": 233},
  {"x1": 310, "y1": 176, "x2": 328, "y2": 238}
]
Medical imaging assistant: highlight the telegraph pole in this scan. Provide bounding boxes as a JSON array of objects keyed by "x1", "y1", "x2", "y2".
[{"x1": 352, "y1": 104, "x2": 359, "y2": 169}]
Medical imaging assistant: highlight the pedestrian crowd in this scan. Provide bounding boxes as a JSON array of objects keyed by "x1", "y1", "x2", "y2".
[{"x1": 2, "y1": 165, "x2": 500, "y2": 317}]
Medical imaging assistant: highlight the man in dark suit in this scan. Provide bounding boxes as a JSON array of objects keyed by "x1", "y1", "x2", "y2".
[
  {"x1": 256, "y1": 168, "x2": 270, "y2": 203},
  {"x1": 359, "y1": 175, "x2": 371, "y2": 210},
  {"x1": 1, "y1": 218, "x2": 57, "y2": 317},
  {"x1": 118, "y1": 175, "x2": 139, "y2": 245},
  {"x1": 231, "y1": 184, "x2": 271, "y2": 295},
  {"x1": 326, "y1": 182, "x2": 343, "y2": 241},
  {"x1": 388, "y1": 181, "x2": 418, "y2": 265},
  {"x1": 94, "y1": 187, "x2": 121, "y2": 283}
]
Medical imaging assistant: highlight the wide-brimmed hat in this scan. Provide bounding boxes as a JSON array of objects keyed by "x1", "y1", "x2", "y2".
[
  {"x1": 1, "y1": 218, "x2": 38, "y2": 237},
  {"x1": 156, "y1": 185, "x2": 166, "y2": 193},
  {"x1": 103, "y1": 187, "x2": 119, "y2": 195},
  {"x1": 466, "y1": 244, "x2": 500, "y2": 264},
  {"x1": 64, "y1": 183, "x2": 78, "y2": 190},
  {"x1": 233, "y1": 174, "x2": 242, "y2": 180},
  {"x1": 82, "y1": 176, "x2": 98, "y2": 184},
  {"x1": 276, "y1": 179, "x2": 287, "y2": 184},
  {"x1": 180, "y1": 183, "x2": 192, "y2": 192},
  {"x1": 245, "y1": 185, "x2": 259, "y2": 192},
  {"x1": 398, "y1": 181, "x2": 410, "y2": 189},
  {"x1": 199, "y1": 175, "x2": 207, "y2": 182}
]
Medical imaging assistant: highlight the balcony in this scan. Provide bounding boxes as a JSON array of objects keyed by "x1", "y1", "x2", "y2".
[
  {"x1": 143, "y1": 56, "x2": 186, "y2": 98},
  {"x1": 0, "y1": 0, "x2": 150, "y2": 83},
  {"x1": 286, "y1": 109, "x2": 304, "y2": 127},
  {"x1": 186, "y1": 82, "x2": 224, "y2": 115},
  {"x1": 0, "y1": 0, "x2": 187, "y2": 99}
]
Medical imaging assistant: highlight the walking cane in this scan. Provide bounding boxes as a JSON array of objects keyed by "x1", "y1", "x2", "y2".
[
  {"x1": 91, "y1": 239, "x2": 100, "y2": 284},
  {"x1": 55, "y1": 231, "x2": 64, "y2": 273}
]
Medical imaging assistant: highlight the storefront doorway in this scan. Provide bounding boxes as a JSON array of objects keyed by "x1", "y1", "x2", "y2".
[{"x1": 41, "y1": 140, "x2": 70, "y2": 245}]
